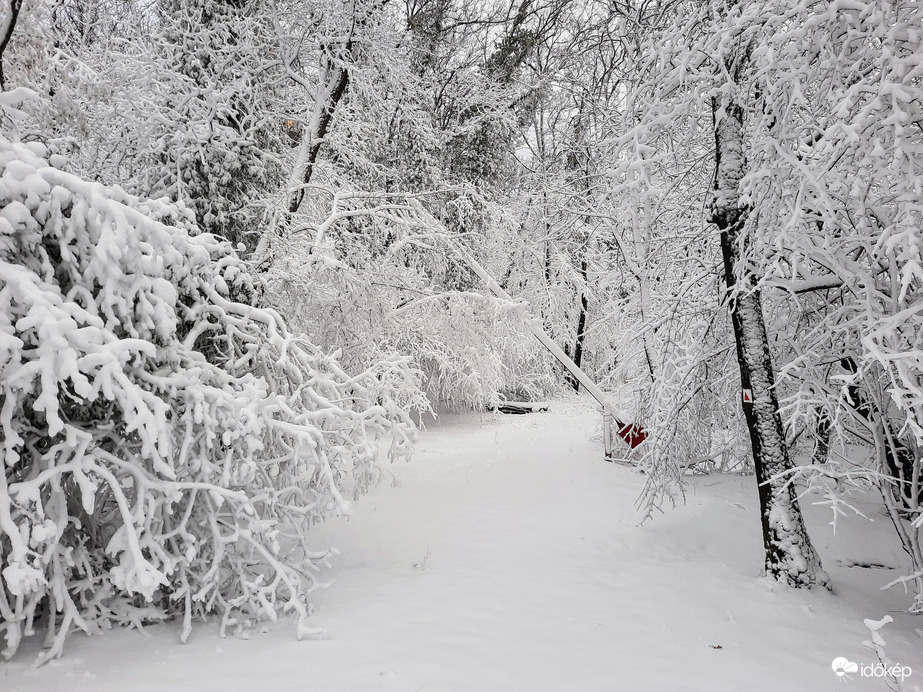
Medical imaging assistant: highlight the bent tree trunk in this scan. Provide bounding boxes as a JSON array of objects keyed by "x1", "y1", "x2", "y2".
[{"x1": 709, "y1": 95, "x2": 827, "y2": 588}]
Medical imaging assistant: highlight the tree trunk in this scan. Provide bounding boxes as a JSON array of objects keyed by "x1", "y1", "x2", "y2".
[
  {"x1": 840, "y1": 357, "x2": 920, "y2": 510},
  {"x1": 252, "y1": 33, "x2": 352, "y2": 266},
  {"x1": 569, "y1": 255, "x2": 589, "y2": 392},
  {"x1": 0, "y1": 0, "x2": 23, "y2": 91},
  {"x1": 710, "y1": 95, "x2": 827, "y2": 588},
  {"x1": 288, "y1": 43, "x2": 351, "y2": 214}
]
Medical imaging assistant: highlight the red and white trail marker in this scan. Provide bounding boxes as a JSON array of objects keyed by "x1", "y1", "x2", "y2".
[{"x1": 742, "y1": 388, "x2": 753, "y2": 404}]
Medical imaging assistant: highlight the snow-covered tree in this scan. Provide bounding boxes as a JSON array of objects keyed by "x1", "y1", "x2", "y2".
[
  {"x1": 611, "y1": 0, "x2": 923, "y2": 597},
  {"x1": 0, "y1": 134, "x2": 418, "y2": 661},
  {"x1": 129, "y1": 0, "x2": 286, "y2": 249},
  {"x1": 736, "y1": 0, "x2": 923, "y2": 605},
  {"x1": 250, "y1": 0, "x2": 565, "y2": 411},
  {"x1": 606, "y1": 0, "x2": 834, "y2": 587}
]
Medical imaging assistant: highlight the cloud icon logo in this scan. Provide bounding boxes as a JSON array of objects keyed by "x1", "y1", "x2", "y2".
[{"x1": 832, "y1": 657, "x2": 859, "y2": 677}]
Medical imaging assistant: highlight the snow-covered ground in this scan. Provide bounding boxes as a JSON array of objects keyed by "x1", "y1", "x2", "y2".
[{"x1": 4, "y1": 396, "x2": 921, "y2": 691}]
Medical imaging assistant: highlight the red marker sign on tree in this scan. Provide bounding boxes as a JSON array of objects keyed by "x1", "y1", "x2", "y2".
[{"x1": 742, "y1": 388, "x2": 753, "y2": 404}]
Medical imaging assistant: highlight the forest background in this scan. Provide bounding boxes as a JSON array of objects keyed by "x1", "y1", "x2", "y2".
[{"x1": 0, "y1": 0, "x2": 921, "y2": 664}]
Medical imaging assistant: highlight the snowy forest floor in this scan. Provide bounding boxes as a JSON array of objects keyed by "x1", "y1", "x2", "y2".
[{"x1": 4, "y1": 395, "x2": 923, "y2": 691}]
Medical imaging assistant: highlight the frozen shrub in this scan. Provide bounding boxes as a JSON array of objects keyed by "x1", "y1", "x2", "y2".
[{"x1": 0, "y1": 136, "x2": 418, "y2": 662}]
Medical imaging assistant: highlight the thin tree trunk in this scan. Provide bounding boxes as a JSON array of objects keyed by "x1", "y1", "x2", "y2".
[
  {"x1": 0, "y1": 0, "x2": 23, "y2": 91},
  {"x1": 840, "y1": 356, "x2": 920, "y2": 509},
  {"x1": 288, "y1": 43, "x2": 351, "y2": 214},
  {"x1": 709, "y1": 91, "x2": 827, "y2": 588},
  {"x1": 626, "y1": 161, "x2": 656, "y2": 382},
  {"x1": 811, "y1": 412, "x2": 831, "y2": 466},
  {"x1": 252, "y1": 34, "x2": 352, "y2": 266},
  {"x1": 570, "y1": 255, "x2": 588, "y2": 392}
]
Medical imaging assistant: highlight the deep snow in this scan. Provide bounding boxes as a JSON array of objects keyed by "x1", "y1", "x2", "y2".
[{"x1": 3, "y1": 395, "x2": 921, "y2": 691}]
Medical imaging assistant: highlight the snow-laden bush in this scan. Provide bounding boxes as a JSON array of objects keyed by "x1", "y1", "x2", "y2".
[
  {"x1": 274, "y1": 260, "x2": 552, "y2": 411},
  {"x1": 0, "y1": 136, "x2": 418, "y2": 662}
]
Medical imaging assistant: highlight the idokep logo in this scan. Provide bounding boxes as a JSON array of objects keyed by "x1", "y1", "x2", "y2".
[
  {"x1": 832, "y1": 658, "x2": 859, "y2": 678},
  {"x1": 831, "y1": 657, "x2": 913, "y2": 683}
]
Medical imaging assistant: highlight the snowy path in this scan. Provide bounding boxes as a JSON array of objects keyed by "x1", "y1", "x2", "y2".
[{"x1": 5, "y1": 396, "x2": 922, "y2": 691}]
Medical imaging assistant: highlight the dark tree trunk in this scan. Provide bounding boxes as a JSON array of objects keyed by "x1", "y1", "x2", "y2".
[
  {"x1": 289, "y1": 46, "x2": 351, "y2": 214},
  {"x1": 812, "y1": 412, "x2": 832, "y2": 466},
  {"x1": 0, "y1": 0, "x2": 22, "y2": 90},
  {"x1": 840, "y1": 357, "x2": 920, "y2": 509},
  {"x1": 709, "y1": 92, "x2": 827, "y2": 588},
  {"x1": 569, "y1": 255, "x2": 589, "y2": 392}
]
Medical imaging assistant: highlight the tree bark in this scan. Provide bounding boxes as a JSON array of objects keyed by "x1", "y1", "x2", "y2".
[
  {"x1": 252, "y1": 31, "x2": 353, "y2": 267},
  {"x1": 709, "y1": 93, "x2": 827, "y2": 588},
  {"x1": 569, "y1": 255, "x2": 588, "y2": 392},
  {"x1": 288, "y1": 43, "x2": 351, "y2": 214},
  {"x1": 0, "y1": 0, "x2": 24, "y2": 91}
]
